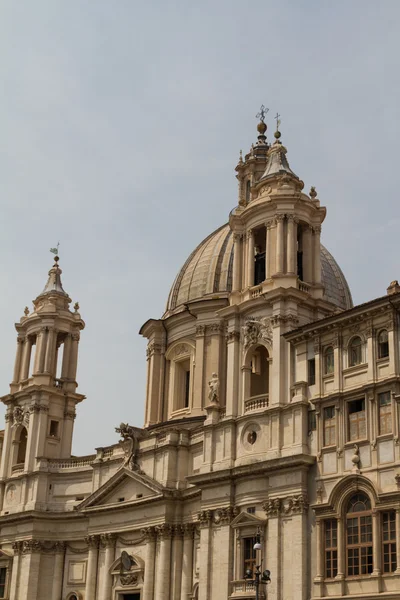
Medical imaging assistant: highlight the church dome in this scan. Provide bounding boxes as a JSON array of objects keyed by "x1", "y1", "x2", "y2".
[{"x1": 166, "y1": 224, "x2": 353, "y2": 313}]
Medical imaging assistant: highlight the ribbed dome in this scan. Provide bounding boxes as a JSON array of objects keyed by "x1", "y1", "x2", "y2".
[{"x1": 166, "y1": 224, "x2": 353, "y2": 313}]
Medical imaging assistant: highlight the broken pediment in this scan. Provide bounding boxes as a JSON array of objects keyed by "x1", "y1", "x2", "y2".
[{"x1": 77, "y1": 468, "x2": 166, "y2": 510}]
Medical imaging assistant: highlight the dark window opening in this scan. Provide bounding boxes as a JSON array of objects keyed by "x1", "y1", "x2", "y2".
[
  {"x1": 184, "y1": 370, "x2": 190, "y2": 408},
  {"x1": 0, "y1": 567, "x2": 6, "y2": 598},
  {"x1": 254, "y1": 252, "x2": 266, "y2": 285},
  {"x1": 308, "y1": 358, "x2": 316, "y2": 386},
  {"x1": 378, "y1": 330, "x2": 389, "y2": 359},
  {"x1": 49, "y1": 420, "x2": 59, "y2": 437},
  {"x1": 308, "y1": 410, "x2": 317, "y2": 433},
  {"x1": 247, "y1": 507, "x2": 256, "y2": 514},
  {"x1": 17, "y1": 427, "x2": 28, "y2": 465},
  {"x1": 245, "y1": 180, "x2": 251, "y2": 204},
  {"x1": 243, "y1": 537, "x2": 257, "y2": 576},
  {"x1": 297, "y1": 251, "x2": 304, "y2": 281}
]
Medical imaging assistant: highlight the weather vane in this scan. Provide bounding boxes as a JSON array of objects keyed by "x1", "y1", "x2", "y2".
[
  {"x1": 275, "y1": 112, "x2": 281, "y2": 131},
  {"x1": 50, "y1": 242, "x2": 60, "y2": 257},
  {"x1": 256, "y1": 105, "x2": 269, "y2": 123}
]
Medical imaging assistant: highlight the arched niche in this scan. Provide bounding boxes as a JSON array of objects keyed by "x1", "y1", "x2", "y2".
[
  {"x1": 11, "y1": 425, "x2": 28, "y2": 471},
  {"x1": 242, "y1": 343, "x2": 270, "y2": 413}
]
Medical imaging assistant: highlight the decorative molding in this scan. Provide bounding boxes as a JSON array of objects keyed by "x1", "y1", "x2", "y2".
[
  {"x1": 213, "y1": 506, "x2": 239, "y2": 525},
  {"x1": 197, "y1": 510, "x2": 213, "y2": 528},
  {"x1": 100, "y1": 533, "x2": 117, "y2": 548},
  {"x1": 146, "y1": 342, "x2": 163, "y2": 359},
  {"x1": 313, "y1": 336, "x2": 320, "y2": 354},
  {"x1": 206, "y1": 323, "x2": 225, "y2": 335},
  {"x1": 226, "y1": 330, "x2": 240, "y2": 343},
  {"x1": 196, "y1": 325, "x2": 205, "y2": 337},
  {"x1": 120, "y1": 573, "x2": 138, "y2": 586},
  {"x1": 155, "y1": 523, "x2": 173, "y2": 539},
  {"x1": 263, "y1": 494, "x2": 308, "y2": 517},
  {"x1": 84, "y1": 535, "x2": 100, "y2": 549},
  {"x1": 242, "y1": 317, "x2": 272, "y2": 349},
  {"x1": 262, "y1": 498, "x2": 281, "y2": 517},
  {"x1": 174, "y1": 344, "x2": 190, "y2": 357},
  {"x1": 120, "y1": 532, "x2": 148, "y2": 546},
  {"x1": 64, "y1": 410, "x2": 76, "y2": 421}
]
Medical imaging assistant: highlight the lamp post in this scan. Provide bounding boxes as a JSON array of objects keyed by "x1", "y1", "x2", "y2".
[{"x1": 244, "y1": 530, "x2": 271, "y2": 600}]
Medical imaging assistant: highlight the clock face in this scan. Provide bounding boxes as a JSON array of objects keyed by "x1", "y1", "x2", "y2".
[{"x1": 121, "y1": 551, "x2": 132, "y2": 571}]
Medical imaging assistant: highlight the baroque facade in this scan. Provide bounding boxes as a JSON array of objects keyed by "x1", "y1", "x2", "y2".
[{"x1": 0, "y1": 114, "x2": 398, "y2": 600}]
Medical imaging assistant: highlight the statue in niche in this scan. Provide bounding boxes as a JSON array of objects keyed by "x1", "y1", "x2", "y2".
[
  {"x1": 208, "y1": 373, "x2": 220, "y2": 404},
  {"x1": 115, "y1": 423, "x2": 143, "y2": 472}
]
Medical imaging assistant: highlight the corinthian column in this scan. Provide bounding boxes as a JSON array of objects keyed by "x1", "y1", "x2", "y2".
[
  {"x1": 142, "y1": 527, "x2": 157, "y2": 600},
  {"x1": 61, "y1": 334, "x2": 72, "y2": 379},
  {"x1": 12, "y1": 336, "x2": 24, "y2": 383},
  {"x1": 68, "y1": 332, "x2": 80, "y2": 381},
  {"x1": 287, "y1": 215, "x2": 298, "y2": 274},
  {"x1": 85, "y1": 535, "x2": 100, "y2": 600},
  {"x1": 275, "y1": 215, "x2": 285, "y2": 274},
  {"x1": 170, "y1": 526, "x2": 183, "y2": 600},
  {"x1": 246, "y1": 229, "x2": 255, "y2": 287},
  {"x1": 372, "y1": 510, "x2": 381, "y2": 576},
  {"x1": 180, "y1": 524, "x2": 194, "y2": 600},
  {"x1": 302, "y1": 225, "x2": 313, "y2": 282},
  {"x1": 265, "y1": 221, "x2": 272, "y2": 280},
  {"x1": 154, "y1": 524, "x2": 172, "y2": 600},
  {"x1": 51, "y1": 542, "x2": 66, "y2": 600},
  {"x1": 313, "y1": 225, "x2": 322, "y2": 284},
  {"x1": 100, "y1": 534, "x2": 116, "y2": 600},
  {"x1": 44, "y1": 328, "x2": 56, "y2": 374},
  {"x1": 20, "y1": 336, "x2": 32, "y2": 381}
]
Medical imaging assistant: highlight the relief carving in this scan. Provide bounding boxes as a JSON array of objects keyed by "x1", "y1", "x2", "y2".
[{"x1": 242, "y1": 317, "x2": 272, "y2": 349}]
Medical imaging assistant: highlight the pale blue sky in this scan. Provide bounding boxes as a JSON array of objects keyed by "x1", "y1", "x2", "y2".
[{"x1": 0, "y1": 1, "x2": 399, "y2": 455}]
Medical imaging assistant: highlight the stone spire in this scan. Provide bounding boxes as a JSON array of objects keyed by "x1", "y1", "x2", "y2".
[
  {"x1": 33, "y1": 255, "x2": 71, "y2": 311},
  {"x1": 260, "y1": 120, "x2": 299, "y2": 182},
  {"x1": 41, "y1": 256, "x2": 67, "y2": 296}
]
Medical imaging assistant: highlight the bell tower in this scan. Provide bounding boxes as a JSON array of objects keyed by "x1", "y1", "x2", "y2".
[
  {"x1": 231, "y1": 112, "x2": 326, "y2": 304},
  {"x1": 0, "y1": 255, "x2": 85, "y2": 488}
]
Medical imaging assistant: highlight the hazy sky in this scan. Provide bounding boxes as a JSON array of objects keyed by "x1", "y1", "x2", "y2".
[{"x1": 1, "y1": 1, "x2": 399, "y2": 455}]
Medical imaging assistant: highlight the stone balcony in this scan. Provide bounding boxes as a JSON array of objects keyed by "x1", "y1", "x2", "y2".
[
  {"x1": 230, "y1": 580, "x2": 266, "y2": 598},
  {"x1": 244, "y1": 394, "x2": 269, "y2": 413}
]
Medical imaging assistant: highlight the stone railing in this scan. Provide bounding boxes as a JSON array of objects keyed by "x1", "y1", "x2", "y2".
[
  {"x1": 231, "y1": 580, "x2": 265, "y2": 597},
  {"x1": 250, "y1": 284, "x2": 263, "y2": 299},
  {"x1": 11, "y1": 463, "x2": 24, "y2": 474},
  {"x1": 298, "y1": 280, "x2": 310, "y2": 293},
  {"x1": 47, "y1": 454, "x2": 96, "y2": 470},
  {"x1": 244, "y1": 394, "x2": 269, "y2": 413}
]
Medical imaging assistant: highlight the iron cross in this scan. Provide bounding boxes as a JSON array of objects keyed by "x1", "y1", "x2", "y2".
[{"x1": 256, "y1": 105, "x2": 269, "y2": 122}]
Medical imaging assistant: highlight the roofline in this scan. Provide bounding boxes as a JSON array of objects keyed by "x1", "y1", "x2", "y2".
[{"x1": 284, "y1": 291, "x2": 400, "y2": 340}]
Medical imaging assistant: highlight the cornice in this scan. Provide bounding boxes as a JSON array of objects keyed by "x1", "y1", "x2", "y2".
[{"x1": 186, "y1": 454, "x2": 315, "y2": 487}]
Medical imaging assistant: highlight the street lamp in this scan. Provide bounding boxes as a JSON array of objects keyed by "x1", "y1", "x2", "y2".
[{"x1": 244, "y1": 530, "x2": 271, "y2": 600}]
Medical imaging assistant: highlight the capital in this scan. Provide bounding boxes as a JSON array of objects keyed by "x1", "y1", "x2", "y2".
[
  {"x1": 141, "y1": 526, "x2": 157, "y2": 540},
  {"x1": 85, "y1": 535, "x2": 100, "y2": 549},
  {"x1": 275, "y1": 214, "x2": 285, "y2": 223},
  {"x1": 100, "y1": 533, "x2": 117, "y2": 548}
]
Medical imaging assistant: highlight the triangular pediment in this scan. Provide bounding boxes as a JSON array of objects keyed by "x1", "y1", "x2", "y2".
[
  {"x1": 78, "y1": 468, "x2": 165, "y2": 510},
  {"x1": 230, "y1": 511, "x2": 266, "y2": 528}
]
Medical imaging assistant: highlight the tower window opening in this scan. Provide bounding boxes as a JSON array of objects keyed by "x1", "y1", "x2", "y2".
[
  {"x1": 16, "y1": 427, "x2": 28, "y2": 466},
  {"x1": 308, "y1": 358, "x2": 316, "y2": 386},
  {"x1": 297, "y1": 227, "x2": 304, "y2": 281},
  {"x1": 55, "y1": 333, "x2": 67, "y2": 380},
  {"x1": 250, "y1": 346, "x2": 269, "y2": 398},
  {"x1": 49, "y1": 420, "x2": 59, "y2": 438},
  {"x1": 29, "y1": 335, "x2": 37, "y2": 377},
  {"x1": 173, "y1": 357, "x2": 191, "y2": 411},
  {"x1": 184, "y1": 369, "x2": 190, "y2": 408},
  {"x1": 245, "y1": 180, "x2": 251, "y2": 204},
  {"x1": 253, "y1": 227, "x2": 266, "y2": 286}
]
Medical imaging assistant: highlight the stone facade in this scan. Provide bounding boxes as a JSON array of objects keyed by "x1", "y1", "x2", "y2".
[{"x1": 0, "y1": 116, "x2": 398, "y2": 600}]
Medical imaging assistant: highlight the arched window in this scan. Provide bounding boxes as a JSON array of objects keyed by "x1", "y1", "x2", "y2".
[
  {"x1": 378, "y1": 329, "x2": 389, "y2": 359},
  {"x1": 16, "y1": 427, "x2": 27, "y2": 465},
  {"x1": 348, "y1": 337, "x2": 362, "y2": 367},
  {"x1": 346, "y1": 492, "x2": 373, "y2": 576},
  {"x1": 250, "y1": 346, "x2": 269, "y2": 399},
  {"x1": 324, "y1": 346, "x2": 334, "y2": 375}
]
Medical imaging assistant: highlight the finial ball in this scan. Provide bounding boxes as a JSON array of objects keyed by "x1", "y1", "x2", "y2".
[
  {"x1": 257, "y1": 121, "x2": 267, "y2": 135},
  {"x1": 309, "y1": 186, "x2": 317, "y2": 199},
  {"x1": 54, "y1": 256, "x2": 59, "y2": 263},
  {"x1": 274, "y1": 130, "x2": 281, "y2": 139}
]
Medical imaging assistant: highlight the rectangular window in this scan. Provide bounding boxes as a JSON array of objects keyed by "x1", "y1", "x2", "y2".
[
  {"x1": 308, "y1": 410, "x2": 316, "y2": 433},
  {"x1": 243, "y1": 537, "x2": 257, "y2": 576},
  {"x1": 348, "y1": 399, "x2": 366, "y2": 441},
  {"x1": 49, "y1": 420, "x2": 59, "y2": 437},
  {"x1": 308, "y1": 358, "x2": 316, "y2": 386},
  {"x1": 323, "y1": 406, "x2": 336, "y2": 446},
  {"x1": 0, "y1": 567, "x2": 6, "y2": 598},
  {"x1": 325, "y1": 520, "x2": 338, "y2": 578},
  {"x1": 382, "y1": 511, "x2": 397, "y2": 573},
  {"x1": 379, "y1": 392, "x2": 392, "y2": 435},
  {"x1": 346, "y1": 514, "x2": 373, "y2": 575}
]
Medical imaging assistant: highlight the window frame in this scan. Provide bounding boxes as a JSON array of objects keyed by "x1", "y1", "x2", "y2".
[
  {"x1": 348, "y1": 336, "x2": 363, "y2": 367},
  {"x1": 324, "y1": 519, "x2": 338, "y2": 579},
  {"x1": 346, "y1": 493, "x2": 373, "y2": 577},
  {"x1": 378, "y1": 391, "x2": 392, "y2": 436},
  {"x1": 382, "y1": 510, "x2": 397, "y2": 573},
  {"x1": 347, "y1": 398, "x2": 367, "y2": 442},
  {"x1": 324, "y1": 346, "x2": 334, "y2": 376},
  {"x1": 243, "y1": 536, "x2": 257, "y2": 577},
  {"x1": 323, "y1": 406, "x2": 336, "y2": 447},
  {"x1": 377, "y1": 329, "x2": 389, "y2": 360}
]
